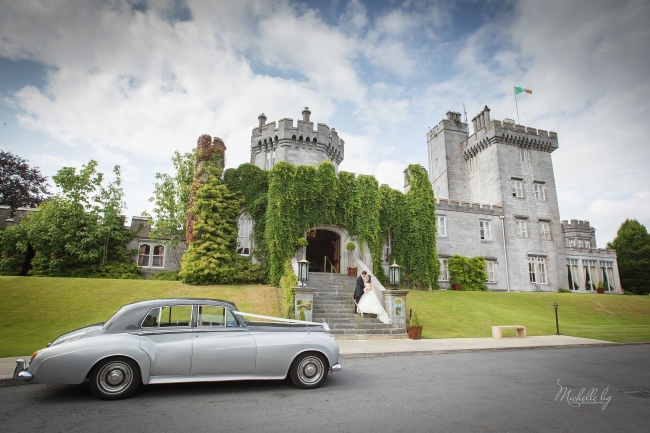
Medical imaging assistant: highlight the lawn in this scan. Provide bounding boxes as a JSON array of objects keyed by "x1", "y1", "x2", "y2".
[
  {"x1": 0, "y1": 276, "x2": 280, "y2": 357},
  {"x1": 408, "y1": 290, "x2": 650, "y2": 343}
]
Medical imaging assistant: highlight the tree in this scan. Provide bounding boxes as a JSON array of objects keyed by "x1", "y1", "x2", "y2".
[
  {"x1": 608, "y1": 219, "x2": 650, "y2": 295},
  {"x1": 0, "y1": 150, "x2": 50, "y2": 215},
  {"x1": 149, "y1": 150, "x2": 194, "y2": 240}
]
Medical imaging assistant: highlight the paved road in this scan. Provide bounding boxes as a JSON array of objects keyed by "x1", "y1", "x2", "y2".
[{"x1": 1, "y1": 345, "x2": 648, "y2": 433}]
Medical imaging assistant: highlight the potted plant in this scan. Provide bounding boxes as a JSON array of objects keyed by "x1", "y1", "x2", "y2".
[
  {"x1": 346, "y1": 241, "x2": 357, "y2": 276},
  {"x1": 451, "y1": 275, "x2": 461, "y2": 291},
  {"x1": 407, "y1": 311, "x2": 423, "y2": 340},
  {"x1": 296, "y1": 237, "x2": 308, "y2": 257},
  {"x1": 596, "y1": 281, "x2": 605, "y2": 294}
]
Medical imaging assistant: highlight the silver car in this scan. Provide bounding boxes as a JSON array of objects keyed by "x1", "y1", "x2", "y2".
[{"x1": 13, "y1": 298, "x2": 341, "y2": 399}]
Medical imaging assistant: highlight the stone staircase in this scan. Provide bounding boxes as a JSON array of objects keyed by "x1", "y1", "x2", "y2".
[{"x1": 308, "y1": 272, "x2": 407, "y2": 339}]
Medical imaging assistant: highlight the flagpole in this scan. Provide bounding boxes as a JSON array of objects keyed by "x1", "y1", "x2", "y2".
[{"x1": 514, "y1": 87, "x2": 520, "y2": 124}]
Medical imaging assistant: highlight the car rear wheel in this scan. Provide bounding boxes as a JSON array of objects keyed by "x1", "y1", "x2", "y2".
[
  {"x1": 289, "y1": 352, "x2": 328, "y2": 389},
  {"x1": 89, "y1": 357, "x2": 140, "y2": 400}
]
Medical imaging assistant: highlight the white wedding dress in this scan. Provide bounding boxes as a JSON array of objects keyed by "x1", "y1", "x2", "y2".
[{"x1": 357, "y1": 283, "x2": 390, "y2": 324}]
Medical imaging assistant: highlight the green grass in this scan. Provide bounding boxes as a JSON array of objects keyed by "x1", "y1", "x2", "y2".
[
  {"x1": 0, "y1": 276, "x2": 281, "y2": 357},
  {"x1": 408, "y1": 290, "x2": 650, "y2": 343}
]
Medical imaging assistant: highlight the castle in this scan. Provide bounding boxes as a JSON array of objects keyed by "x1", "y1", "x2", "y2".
[{"x1": 119, "y1": 106, "x2": 620, "y2": 292}]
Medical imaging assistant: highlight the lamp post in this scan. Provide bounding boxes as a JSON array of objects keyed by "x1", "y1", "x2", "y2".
[
  {"x1": 553, "y1": 302, "x2": 560, "y2": 335},
  {"x1": 389, "y1": 260, "x2": 401, "y2": 290},
  {"x1": 298, "y1": 256, "x2": 309, "y2": 287}
]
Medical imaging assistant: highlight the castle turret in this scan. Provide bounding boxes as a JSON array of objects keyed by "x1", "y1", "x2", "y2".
[{"x1": 250, "y1": 108, "x2": 344, "y2": 171}]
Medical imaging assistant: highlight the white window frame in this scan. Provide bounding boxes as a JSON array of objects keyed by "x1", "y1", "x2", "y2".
[
  {"x1": 520, "y1": 148, "x2": 531, "y2": 163},
  {"x1": 600, "y1": 261, "x2": 615, "y2": 291},
  {"x1": 486, "y1": 261, "x2": 497, "y2": 283},
  {"x1": 516, "y1": 219, "x2": 528, "y2": 238},
  {"x1": 528, "y1": 256, "x2": 547, "y2": 284},
  {"x1": 567, "y1": 259, "x2": 580, "y2": 290},
  {"x1": 539, "y1": 221, "x2": 551, "y2": 240},
  {"x1": 237, "y1": 213, "x2": 253, "y2": 256},
  {"x1": 479, "y1": 219, "x2": 492, "y2": 240},
  {"x1": 137, "y1": 243, "x2": 165, "y2": 268},
  {"x1": 533, "y1": 183, "x2": 546, "y2": 201},
  {"x1": 439, "y1": 258, "x2": 449, "y2": 282},
  {"x1": 583, "y1": 259, "x2": 598, "y2": 290},
  {"x1": 512, "y1": 180, "x2": 524, "y2": 198},
  {"x1": 437, "y1": 215, "x2": 447, "y2": 237},
  {"x1": 528, "y1": 257, "x2": 536, "y2": 283}
]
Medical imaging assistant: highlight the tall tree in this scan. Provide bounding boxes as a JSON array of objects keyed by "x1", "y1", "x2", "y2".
[
  {"x1": 0, "y1": 150, "x2": 51, "y2": 214},
  {"x1": 608, "y1": 219, "x2": 650, "y2": 295}
]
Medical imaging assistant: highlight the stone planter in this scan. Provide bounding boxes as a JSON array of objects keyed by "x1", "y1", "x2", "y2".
[
  {"x1": 596, "y1": 288, "x2": 605, "y2": 294},
  {"x1": 407, "y1": 325, "x2": 423, "y2": 340},
  {"x1": 347, "y1": 267, "x2": 358, "y2": 277}
]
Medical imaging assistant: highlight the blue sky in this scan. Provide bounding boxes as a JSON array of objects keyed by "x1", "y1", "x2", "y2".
[{"x1": 1, "y1": 0, "x2": 649, "y2": 244}]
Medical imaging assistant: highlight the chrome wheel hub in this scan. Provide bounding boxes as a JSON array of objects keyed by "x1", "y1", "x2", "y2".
[
  {"x1": 97, "y1": 361, "x2": 133, "y2": 394},
  {"x1": 107, "y1": 369, "x2": 124, "y2": 386},
  {"x1": 297, "y1": 356, "x2": 324, "y2": 384}
]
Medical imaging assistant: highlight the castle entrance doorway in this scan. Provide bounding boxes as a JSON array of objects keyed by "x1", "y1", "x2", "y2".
[{"x1": 306, "y1": 229, "x2": 340, "y2": 273}]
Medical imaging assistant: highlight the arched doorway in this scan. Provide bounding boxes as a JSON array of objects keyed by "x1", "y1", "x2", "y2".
[{"x1": 306, "y1": 229, "x2": 340, "y2": 273}]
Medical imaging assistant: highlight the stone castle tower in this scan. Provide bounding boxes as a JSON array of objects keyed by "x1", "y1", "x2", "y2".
[{"x1": 250, "y1": 108, "x2": 345, "y2": 171}]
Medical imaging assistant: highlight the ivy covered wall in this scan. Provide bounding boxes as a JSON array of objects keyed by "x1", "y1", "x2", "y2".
[{"x1": 224, "y1": 160, "x2": 439, "y2": 289}]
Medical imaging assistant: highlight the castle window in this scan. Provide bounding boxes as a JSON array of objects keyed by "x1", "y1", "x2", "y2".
[
  {"x1": 137, "y1": 243, "x2": 165, "y2": 268},
  {"x1": 539, "y1": 221, "x2": 551, "y2": 240},
  {"x1": 528, "y1": 256, "x2": 547, "y2": 284},
  {"x1": 600, "y1": 261, "x2": 615, "y2": 291},
  {"x1": 437, "y1": 215, "x2": 447, "y2": 237},
  {"x1": 468, "y1": 156, "x2": 478, "y2": 172},
  {"x1": 382, "y1": 231, "x2": 392, "y2": 263},
  {"x1": 479, "y1": 220, "x2": 492, "y2": 240},
  {"x1": 516, "y1": 219, "x2": 528, "y2": 238},
  {"x1": 520, "y1": 148, "x2": 531, "y2": 163},
  {"x1": 583, "y1": 260, "x2": 598, "y2": 290},
  {"x1": 534, "y1": 183, "x2": 546, "y2": 201},
  {"x1": 486, "y1": 261, "x2": 497, "y2": 283},
  {"x1": 511, "y1": 180, "x2": 524, "y2": 198},
  {"x1": 237, "y1": 213, "x2": 253, "y2": 255},
  {"x1": 439, "y1": 258, "x2": 449, "y2": 281},
  {"x1": 567, "y1": 259, "x2": 580, "y2": 290}
]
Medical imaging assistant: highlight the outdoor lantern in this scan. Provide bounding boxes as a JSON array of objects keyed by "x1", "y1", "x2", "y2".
[
  {"x1": 553, "y1": 302, "x2": 560, "y2": 335},
  {"x1": 298, "y1": 256, "x2": 310, "y2": 287},
  {"x1": 389, "y1": 260, "x2": 401, "y2": 289}
]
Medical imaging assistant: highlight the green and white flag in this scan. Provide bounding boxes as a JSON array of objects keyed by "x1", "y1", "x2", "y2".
[{"x1": 514, "y1": 86, "x2": 532, "y2": 95}]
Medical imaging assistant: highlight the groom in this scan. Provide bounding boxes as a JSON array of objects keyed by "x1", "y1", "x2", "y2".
[{"x1": 353, "y1": 271, "x2": 367, "y2": 313}]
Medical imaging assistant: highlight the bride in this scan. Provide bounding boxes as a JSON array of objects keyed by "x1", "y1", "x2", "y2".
[{"x1": 356, "y1": 275, "x2": 390, "y2": 324}]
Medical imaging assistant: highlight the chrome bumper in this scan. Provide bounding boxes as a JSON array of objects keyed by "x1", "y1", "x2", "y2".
[
  {"x1": 330, "y1": 363, "x2": 342, "y2": 372},
  {"x1": 13, "y1": 359, "x2": 33, "y2": 381}
]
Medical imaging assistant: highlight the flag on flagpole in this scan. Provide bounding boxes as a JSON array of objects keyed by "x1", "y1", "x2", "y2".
[{"x1": 514, "y1": 86, "x2": 532, "y2": 95}]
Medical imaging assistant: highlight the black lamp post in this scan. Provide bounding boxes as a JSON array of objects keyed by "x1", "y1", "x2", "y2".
[
  {"x1": 553, "y1": 302, "x2": 560, "y2": 335},
  {"x1": 389, "y1": 260, "x2": 401, "y2": 290},
  {"x1": 298, "y1": 257, "x2": 309, "y2": 287}
]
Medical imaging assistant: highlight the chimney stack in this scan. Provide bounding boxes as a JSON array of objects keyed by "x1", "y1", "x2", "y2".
[
  {"x1": 258, "y1": 113, "x2": 267, "y2": 134},
  {"x1": 302, "y1": 107, "x2": 311, "y2": 122}
]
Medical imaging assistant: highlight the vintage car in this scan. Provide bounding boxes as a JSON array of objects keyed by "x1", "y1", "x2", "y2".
[{"x1": 13, "y1": 298, "x2": 341, "y2": 399}]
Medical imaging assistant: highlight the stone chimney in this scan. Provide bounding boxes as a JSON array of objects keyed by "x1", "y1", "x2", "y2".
[
  {"x1": 258, "y1": 113, "x2": 267, "y2": 134},
  {"x1": 302, "y1": 107, "x2": 311, "y2": 122}
]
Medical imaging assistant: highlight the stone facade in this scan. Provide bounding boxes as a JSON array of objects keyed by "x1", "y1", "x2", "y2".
[
  {"x1": 428, "y1": 107, "x2": 622, "y2": 293},
  {"x1": 126, "y1": 216, "x2": 187, "y2": 278},
  {"x1": 250, "y1": 108, "x2": 344, "y2": 171}
]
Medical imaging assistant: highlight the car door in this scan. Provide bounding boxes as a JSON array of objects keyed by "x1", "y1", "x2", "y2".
[
  {"x1": 191, "y1": 305, "x2": 256, "y2": 375},
  {"x1": 139, "y1": 305, "x2": 193, "y2": 376}
]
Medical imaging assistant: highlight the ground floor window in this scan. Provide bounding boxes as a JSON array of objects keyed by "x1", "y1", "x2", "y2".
[
  {"x1": 237, "y1": 213, "x2": 252, "y2": 255},
  {"x1": 600, "y1": 261, "x2": 615, "y2": 291},
  {"x1": 138, "y1": 244, "x2": 165, "y2": 268},
  {"x1": 439, "y1": 258, "x2": 449, "y2": 281},
  {"x1": 528, "y1": 256, "x2": 547, "y2": 284},
  {"x1": 583, "y1": 260, "x2": 598, "y2": 290},
  {"x1": 567, "y1": 259, "x2": 580, "y2": 290},
  {"x1": 486, "y1": 261, "x2": 497, "y2": 283},
  {"x1": 383, "y1": 231, "x2": 392, "y2": 263}
]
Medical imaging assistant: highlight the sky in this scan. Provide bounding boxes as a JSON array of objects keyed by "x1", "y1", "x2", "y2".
[{"x1": 1, "y1": 0, "x2": 649, "y2": 245}]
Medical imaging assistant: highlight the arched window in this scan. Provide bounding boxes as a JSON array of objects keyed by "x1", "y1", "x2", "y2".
[
  {"x1": 137, "y1": 244, "x2": 165, "y2": 268},
  {"x1": 237, "y1": 214, "x2": 253, "y2": 255},
  {"x1": 138, "y1": 244, "x2": 151, "y2": 266}
]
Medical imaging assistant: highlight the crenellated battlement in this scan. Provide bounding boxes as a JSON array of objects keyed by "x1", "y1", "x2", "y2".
[
  {"x1": 250, "y1": 107, "x2": 344, "y2": 169},
  {"x1": 435, "y1": 198, "x2": 503, "y2": 216}
]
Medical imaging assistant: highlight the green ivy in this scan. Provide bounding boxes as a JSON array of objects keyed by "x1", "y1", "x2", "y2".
[
  {"x1": 279, "y1": 259, "x2": 297, "y2": 318},
  {"x1": 448, "y1": 255, "x2": 487, "y2": 291}
]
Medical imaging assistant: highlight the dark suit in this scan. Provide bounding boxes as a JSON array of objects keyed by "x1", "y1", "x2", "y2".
[{"x1": 353, "y1": 275, "x2": 365, "y2": 313}]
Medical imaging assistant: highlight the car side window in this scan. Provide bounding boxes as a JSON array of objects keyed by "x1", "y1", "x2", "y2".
[
  {"x1": 159, "y1": 306, "x2": 192, "y2": 327},
  {"x1": 198, "y1": 305, "x2": 240, "y2": 327},
  {"x1": 142, "y1": 307, "x2": 160, "y2": 328}
]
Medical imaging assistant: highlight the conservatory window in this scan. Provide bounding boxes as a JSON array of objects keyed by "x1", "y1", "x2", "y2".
[
  {"x1": 567, "y1": 259, "x2": 580, "y2": 290},
  {"x1": 237, "y1": 213, "x2": 253, "y2": 255},
  {"x1": 583, "y1": 260, "x2": 598, "y2": 290},
  {"x1": 600, "y1": 261, "x2": 615, "y2": 291}
]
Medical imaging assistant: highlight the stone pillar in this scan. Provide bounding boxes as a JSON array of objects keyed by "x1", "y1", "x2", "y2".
[
  {"x1": 293, "y1": 286, "x2": 316, "y2": 322},
  {"x1": 382, "y1": 290, "x2": 409, "y2": 327},
  {"x1": 302, "y1": 107, "x2": 311, "y2": 121}
]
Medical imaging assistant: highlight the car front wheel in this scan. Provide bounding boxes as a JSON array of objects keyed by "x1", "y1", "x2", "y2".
[
  {"x1": 289, "y1": 352, "x2": 328, "y2": 389},
  {"x1": 89, "y1": 357, "x2": 141, "y2": 400}
]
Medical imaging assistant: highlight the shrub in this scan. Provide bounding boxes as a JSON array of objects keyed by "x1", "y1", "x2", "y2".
[
  {"x1": 408, "y1": 311, "x2": 421, "y2": 327},
  {"x1": 279, "y1": 260, "x2": 298, "y2": 318},
  {"x1": 298, "y1": 309, "x2": 306, "y2": 321},
  {"x1": 91, "y1": 261, "x2": 142, "y2": 279},
  {"x1": 150, "y1": 270, "x2": 181, "y2": 281},
  {"x1": 557, "y1": 287, "x2": 571, "y2": 293},
  {"x1": 448, "y1": 255, "x2": 487, "y2": 291}
]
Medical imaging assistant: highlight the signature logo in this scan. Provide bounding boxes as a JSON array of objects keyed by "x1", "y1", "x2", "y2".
[{"x1": 555, "y1": 380, "x2": 611, "y2": 410}]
